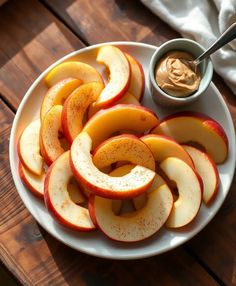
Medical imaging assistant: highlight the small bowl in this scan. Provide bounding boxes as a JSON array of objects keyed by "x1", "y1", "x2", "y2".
[{"x1": 149, "y1": 38, "x2": 213, "y2": 107}]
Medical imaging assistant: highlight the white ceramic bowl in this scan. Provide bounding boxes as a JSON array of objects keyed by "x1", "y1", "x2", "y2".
[{"x1": 149, "y1": 38, "x2": 213, "y2": 107}]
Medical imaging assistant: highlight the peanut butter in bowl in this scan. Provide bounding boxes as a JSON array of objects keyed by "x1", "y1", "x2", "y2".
[{"x1": 155, "y1": 51, "x2": 201, "y2": 97}]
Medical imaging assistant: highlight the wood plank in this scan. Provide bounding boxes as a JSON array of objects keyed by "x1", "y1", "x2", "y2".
[
  {"x1": 0, "y1": 95, "x2": 218, "y2": 284},
  {"x1": 41, "y1": 0, "x2": 179, "y2": 45},
  {"x1": 40, "y1": 1, "x2": 236, "y2": 285},
  {"x1": 0, "y1": 0, "x2": 85, "y2": 110}
]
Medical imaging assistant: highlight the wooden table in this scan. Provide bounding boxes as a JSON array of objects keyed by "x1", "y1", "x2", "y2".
[{"x1": 0, "y1": 1, "x2": 235, "y2": 285}]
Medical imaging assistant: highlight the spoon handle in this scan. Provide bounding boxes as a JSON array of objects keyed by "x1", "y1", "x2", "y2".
[{"x1": 195, "y1": 22, "x2": 236, "y2": 65}]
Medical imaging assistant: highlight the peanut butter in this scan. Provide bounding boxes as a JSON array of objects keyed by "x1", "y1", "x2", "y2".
[{"x1": 155, "y1": 51, "x2": 201, "y2": 97}]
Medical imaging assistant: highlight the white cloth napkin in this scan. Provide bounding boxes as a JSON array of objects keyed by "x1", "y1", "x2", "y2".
[{"x1": 141, "y1": 0, "x2": 236, "y2": 95}]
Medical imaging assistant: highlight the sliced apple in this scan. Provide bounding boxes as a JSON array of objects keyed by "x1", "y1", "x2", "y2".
[
  {"x1": 40, "y1": 105, "x2": 67, "y2": 165},
  {"x1": 44, "y1": 151, "x2": 95, "y2": 231},
  {"x1": 19, "y1": 162, "x2": 45, "y2": 199},
  {"x1": 61, "y1": 82, "x2": 104, "y2": 143},
  {"x1": 93, "y1": 134, "x2": 155, "y2": 171},
  {"x1": 152, "y1": 111, "x2": 228, "y2": 164},
  {"x1": 40, "y1": 78, "x2": 82, "y2": 122},
  {"x1": 88, "y1": 91, "x2": 140, "y2": 118},
  {"x1": 160, "y1": 157, "x2": 202, "y2": 228},
  {"x1": 83, "y1": 104, "x2": 159, "y2": 149},
  {"x1": 183, "y1": 145, "x2": 219, "y2": 204},
  {"x1": 89, "y1": 183, "x2": 173, "y2": 242},
  {"x1": 18, "y1": 119, "x2": 43, "y2": 176},
  {"x1": 125, "y1": 53, "x2": 145, "y2": 101},
  {"x1": 96, "y1": 45, "x2": 130, "y2": 107},
  {"x1": 45, "y1": 61, "x2": 103, "y2": 87},
  {"x1": 141, "y1": 134, "x2": 194, "y2": 168},
  {"x1": 70, "y1": 132, "x2": 155, "y2": 199},
  {"x1": 109, "y1": 164, "x2": 167, "y2": 210}
]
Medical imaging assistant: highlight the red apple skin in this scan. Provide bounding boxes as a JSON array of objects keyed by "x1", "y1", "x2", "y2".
[
  {"x1": 101, "y1": 57, "x2": 131, "y2": 108},
  {"x1": 203, "y1": 119, "x2": 228, "y2": 150},
  {"x1": 39, "y1": 133, "x2": 52, "y2": 166},
  {"x1": 126, "y1": 52, "x2": 145, "y2": 102},
  {"x1": 18, "y1": 162, "x2": 44, "y2": 199},
  {"x1": 140, "y1": 133, "x2": 195, "y2": 167},
  {"x1": 88, "y1": 195, "x2": 98, "y2": 227},
  {"x1": 61, "y1": 96, "x2": 73, "y2": 144},
  {"x1": 92, "y1": 133, "x2": 155, "y2": 168},
  {"x1": 183, "y1": 144, "x2": 219, "y2": 205},
  {"x1": 202, "y1": 152, "x2": 219, "y2": 204},
  {"x1": 86, "y1": 103, "x2": 158, "y2": 124},
  {"x1": 96, "y1": 47, "x2": 131, "y2": 108},
  {"x1": 154, "y1": 111, "x2": 228, "y2": 148},
  {"x1": 17, "y1": 132, "x2": 43, "y2": 176},
  {"x1": 44, "y1": 161, "x2": 95, "y2": 232},
  {"x1": 70, "y1": 152, "x2": 154, "y2": 199},
  {"x1": 164, "y1": 160, "x2": 203, "y2": 229},
  {"x1": 163, "y1": 159, "x2": 203, "y2": 217},
  {"x1": 88, "y1": 194, "x2": 172, "y2": 243}
]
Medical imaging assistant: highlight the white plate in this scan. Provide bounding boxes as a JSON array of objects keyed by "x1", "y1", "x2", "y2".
[{"x1": 9, "y1": 42, "x2": 236, "y2": 259}]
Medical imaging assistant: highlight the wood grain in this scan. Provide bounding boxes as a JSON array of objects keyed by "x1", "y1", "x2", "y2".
[
  {"x1": 0, "y1": 0, "x2": 85, "y2": 110},
  {"x1": 42, "y1": 0, "x2": 178, "y2": 45}
]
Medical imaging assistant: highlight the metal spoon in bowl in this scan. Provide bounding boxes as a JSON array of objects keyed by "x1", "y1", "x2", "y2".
[{"x1": 182, "y1": 22, "x2": 236, "y2": 72}]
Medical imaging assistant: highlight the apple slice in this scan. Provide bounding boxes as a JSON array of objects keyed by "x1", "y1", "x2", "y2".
[
  {"x1": 70, "y1": 132, "x2": 155, "y2": 199},
  {"x1": 89, "y1": 183, "x2": 173, "y2": 242},
  {"x1": 44, "y1": 151, "x2": 95, "y2": 231},
  {"x1": 88, "y1": 92, "x2": 140, "y2": 118},
  {"x1": 83, "y1": 104, "x2": 159, "y2": 149},
  {"x1": 45, "y1": 61, "x2": 103, "y2": 87},
  {"x1": 109, "y1": 164, "x2": 167, "y2": 210},
  {"x1": 125, "y1": 53, "x2": 145, "y2": 101},
  {"x1": 40, "y1": 105, "x2": 67, "y2": 165},
  {"x1": 18, "y1": 119, "x2": 43, "y2": 176},
  {"x1": 93, "y1": 134, "x2": 155, "y2": 171},
  {"x1": 183, "y1": 145, "x2": 219, "y2": 204},
  {"x1": 61, "y1": 82, "x2": 104, "y2": 143},
  {"x1": 152, "y1": 111, "x2": 228, "y2": 164},
  {"x1": 19, "y1": 162, "x2": 45, "y2": 199},
  {"x1": 96, "y1": 45, "x2": 130, "y2": 107},
  {"x1": 40, "y1": 78, "x2": 82, "y2": 122},
  {"x1": 160, "y1": 157, "x2": 202, "y2": 228},
  {"x1": 141, "y1": 134, "x2": 194, "y2": 168}
]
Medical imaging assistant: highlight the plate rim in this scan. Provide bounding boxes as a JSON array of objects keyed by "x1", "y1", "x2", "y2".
[{"x1": 9, "y1": 41, "x2": 236, "y2": 259}]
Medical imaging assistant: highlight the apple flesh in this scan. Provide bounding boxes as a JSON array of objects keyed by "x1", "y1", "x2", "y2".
[
  {"x1": 141, "y1": 134, "x2": 194, "y2": 168},
  {"x1": 83, "y1": 104, "x2": 159, "y2": 149},
  {"x1": 88, "y1": 91, "x2": 140, "y2": 118},
  {"x1": 44, "y1": 151, "x2": 95, "y2": 231},
  {"x1": 89, "y1": 183, "x2": 173, "y2": 242},
  {"x1": 45, "y1": 61, "x2": 103, "y2": 87},
  {"x1": 92, "y1": 134, "x2": 155, "y2": 171},
  {"x1": 160, "y1": 157, "x2": 202, "y2": 228},
  {"x1": 125, "y1": 53, "x2": 145, "y2": 101},
  {"x1": 70, "y1": 132, "x2": 155, "y2": 199},
  {"x1": 96, "y1": 45, "x2": 130, "y2": 107},
  {"x1": 40, "y1": 78, "x2": 82, "y2": 122},
  {"x1": 183, "y1": 145, "x2": 219, "y2": 204},
  {"x1": 18, "y1": 119, "x2": 43, "y2": 176},
  {"x1": 109, "y1": 164, "x2": 167, "y2": 210},
  {"x1": 61, "y1": 82, "x2": 104, "y2": 143},
  {"x1": 152, "y1": 112, "x2": 228, "y2": 164},
  {"x1": 19, "y1": 162, "x2": 45, "y2": 199},
  {"x1": 40, "y1": 105, "x2": 67, "y2": 165}
]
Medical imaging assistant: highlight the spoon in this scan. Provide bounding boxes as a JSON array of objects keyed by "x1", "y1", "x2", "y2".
[{"x1": 183, "y1": 22, "x2": 236, "y2": 71}]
